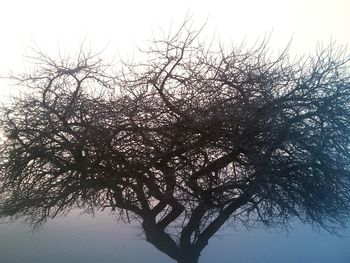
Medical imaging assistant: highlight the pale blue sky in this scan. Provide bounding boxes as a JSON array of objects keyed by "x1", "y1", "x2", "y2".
[{"x1": 0, "y1": 211, "x2": 350, "y2": 263}]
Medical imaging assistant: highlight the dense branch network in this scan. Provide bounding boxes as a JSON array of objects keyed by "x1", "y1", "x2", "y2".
[{"x1": 1, "y1": 24, "x2": 350, "y2": 262}]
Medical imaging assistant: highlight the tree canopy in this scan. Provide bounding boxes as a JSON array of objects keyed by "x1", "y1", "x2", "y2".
[{"x1": 1, "y1": 24, "x2": 350, "y2": 263}]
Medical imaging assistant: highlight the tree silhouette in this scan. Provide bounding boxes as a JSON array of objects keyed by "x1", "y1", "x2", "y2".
[{"x1": 1, "y1": 24, "x2": 350, "y2": 263}]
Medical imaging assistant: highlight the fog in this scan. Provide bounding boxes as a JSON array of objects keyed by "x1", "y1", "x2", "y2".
[{"x1": 0, "y1": 211, "x2": 350, "y2": 263}]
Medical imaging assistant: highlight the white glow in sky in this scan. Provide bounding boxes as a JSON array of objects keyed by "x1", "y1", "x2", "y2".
[{"x1": 1, "y1": 0, "x2": 349, "y2": 72}]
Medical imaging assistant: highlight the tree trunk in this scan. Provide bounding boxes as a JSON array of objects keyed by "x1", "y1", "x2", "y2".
[
  {"x1": 142, "y1": 219, "x2": 202, "y2": 263},
  {"x1": 177, "y1": 260, "x2": 199, "y2": 263},
  {"x1": 177, "y1": 256, "x2": 199, "y2": 263},
  {"x1": 176, "y1": 250, "x2": 200, "y2": 263}
]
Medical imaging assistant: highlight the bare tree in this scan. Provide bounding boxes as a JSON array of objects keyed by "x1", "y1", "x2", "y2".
[{"x1": 1, "y1": 23, "x2": 350, "y2": 263}]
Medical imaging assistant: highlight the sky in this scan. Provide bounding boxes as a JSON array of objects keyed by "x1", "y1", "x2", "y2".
[
  {"x1": 0, "y1": 0, "x2": 350, "y2": 262},
  {"x1": 0, "y1": 211, "x2": 350, "y2": 263},
  {"x1": 1, "y1": 0, "x2": 349, "y2": 72}
]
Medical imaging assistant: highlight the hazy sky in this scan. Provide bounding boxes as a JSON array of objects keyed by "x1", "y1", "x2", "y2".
[
  {"x1": 0, "y1": 0, "x2": 350, "y2": 262},
  {"x1": 1, "y1": 0, "x2": 349, "y2": 71},
  {"x1": 0, "y1": 210, "x2": 350, "y2": 263},
  {"x1": 1, "y1": 0, "x2": 349, "y2": 93}
]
